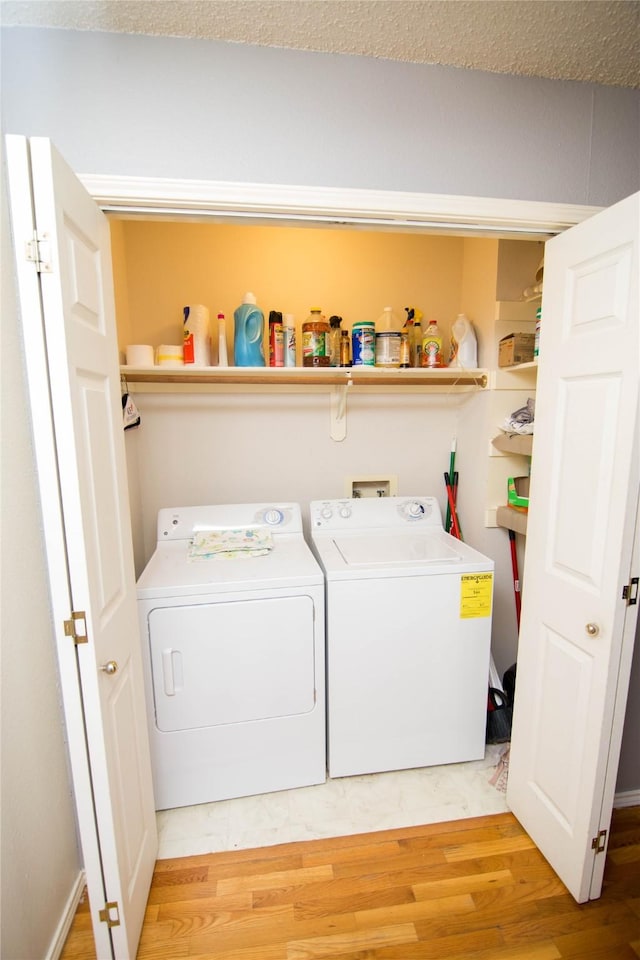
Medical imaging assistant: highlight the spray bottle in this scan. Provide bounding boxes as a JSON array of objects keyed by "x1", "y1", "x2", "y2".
[
  {"x1": 217, "y1": 312, "x2": 228, "y2": 367},
  {"x1": 412, "y1": 309, "x2": 423, "y2": 368}
]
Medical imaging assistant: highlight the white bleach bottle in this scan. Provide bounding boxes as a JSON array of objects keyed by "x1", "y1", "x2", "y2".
[{"x1": 448, "y1": 314, "x2": 478, "y2": 369}]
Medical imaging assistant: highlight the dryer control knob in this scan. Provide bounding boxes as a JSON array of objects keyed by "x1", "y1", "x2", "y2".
[
  {"x1": 339, "y1": 505, "x2": 352, "y2": 519},
  {"x1": 404, "y1": 500, "x2": 425, "y2": 519},
  {"x1": 263, "y1": 509, "x2": 284, "y2": 525},
  {"x1": 321, "y1": 507, "x2": 333, "y2": 520}
]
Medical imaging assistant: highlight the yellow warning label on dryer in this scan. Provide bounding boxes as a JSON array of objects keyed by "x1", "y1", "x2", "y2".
[{"x1": 460, "y1": 573, "x2": 493, "y2": 618}]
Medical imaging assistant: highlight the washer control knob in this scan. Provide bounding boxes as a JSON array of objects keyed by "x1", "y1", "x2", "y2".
[
  {"x1": 339, "y1": 505, "x2": 352, "y2": 519},
  {"x1": 405, "y1": 500, "x2": 425, "y2": 519},
  {"x1": 321, "y1": 507, "x2": 333, "y2": 520},
  {"x1": 263, "y1": 509, "x2": 284, "y2": 525}
]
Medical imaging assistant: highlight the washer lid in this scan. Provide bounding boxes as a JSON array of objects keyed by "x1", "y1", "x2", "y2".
[
  {"x1": 334, "y1": 532, "x2": 463, "y2": 566},
  {"x1": 311, "y1": 528, "x2": 494, "y2": 579}
]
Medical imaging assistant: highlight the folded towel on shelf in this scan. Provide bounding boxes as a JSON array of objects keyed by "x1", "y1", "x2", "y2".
[
  {"x1": 501, "y1": 397, "x2": 535, "y2": 435},
  {"x1": 188, "y1": 527, "x2": 273, "y2": 560}
]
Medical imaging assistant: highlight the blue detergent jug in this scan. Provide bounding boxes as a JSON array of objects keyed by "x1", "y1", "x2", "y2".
[{"x1": 234, "y1": 292, "x2": 265, "y2": 367}]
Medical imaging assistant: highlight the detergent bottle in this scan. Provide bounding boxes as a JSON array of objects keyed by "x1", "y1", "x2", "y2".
[
  {"x1": 233, "y1": 292, "x2": 265, "y2": 367},
  {"x1": 448, "y1": 314, "x2": 478, "y2": 368}
]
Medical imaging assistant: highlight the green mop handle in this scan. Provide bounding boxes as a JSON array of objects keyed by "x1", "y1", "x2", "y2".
[{"x1": 446, "y1": 439, "x2": 456, "y2": 532}]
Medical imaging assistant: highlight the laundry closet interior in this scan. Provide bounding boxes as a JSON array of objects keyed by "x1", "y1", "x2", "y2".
[
  {"x1": 111, "y1": 211, "x2": 544, "y2": 853},
  {"x1": 112, "y1": 215, "x2": 541, "y2": 601}
]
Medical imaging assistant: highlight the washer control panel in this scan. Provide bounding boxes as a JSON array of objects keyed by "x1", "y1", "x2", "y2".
[{"x1": 310, "y1": 496, "x2": 442, "y2": 531}]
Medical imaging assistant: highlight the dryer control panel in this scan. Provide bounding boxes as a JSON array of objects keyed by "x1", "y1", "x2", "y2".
[
  {"x1": 157, "y1": 503, "x2": 302, "y2": 540},
  {"x1": 310, "y1": 496, "x2": 443, "y2": 531}
]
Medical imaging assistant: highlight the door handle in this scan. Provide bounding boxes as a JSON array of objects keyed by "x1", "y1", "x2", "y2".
[
  {"x1": 162, "y1": 648, "x2": 183, "y2": 696},
  {"x1": 100, "y1": 660, "x2": 118, "y2": 675},
  {"x1": 585, "y1": 623, "x2": 600, "y2": 637}
]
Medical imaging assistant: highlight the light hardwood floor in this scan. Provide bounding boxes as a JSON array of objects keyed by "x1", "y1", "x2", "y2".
[{"x1": 61, "y1": 806, "x2": 640, "y2": 959}]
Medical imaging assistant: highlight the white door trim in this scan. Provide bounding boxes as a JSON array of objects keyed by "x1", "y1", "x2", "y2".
[{"x1": 79, "y1": 174, "x2": 602, "y2": 236}]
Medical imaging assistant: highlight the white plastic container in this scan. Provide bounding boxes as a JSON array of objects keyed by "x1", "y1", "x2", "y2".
[
  {"x1": 125, "y1": 344, "x2": 154, "y2": 367},
  {"x1": 448, "y1": 314, "x2": 478, "y2": 369},
  {"x1": 156, "y1": 344, "x2": 184, "y2": 367},
  {"x1": 183, "y1": 304, "x2": 211, "y2": 366}
]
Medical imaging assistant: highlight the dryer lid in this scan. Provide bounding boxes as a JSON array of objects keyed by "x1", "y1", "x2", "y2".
[{"x1": 136, "y1": 536, "x2": 323, "y2": 599}]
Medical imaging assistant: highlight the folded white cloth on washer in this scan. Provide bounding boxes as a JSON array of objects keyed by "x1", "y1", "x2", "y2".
[{"x1": 188, "y1": 527, "x2": 273, "y2": 560}]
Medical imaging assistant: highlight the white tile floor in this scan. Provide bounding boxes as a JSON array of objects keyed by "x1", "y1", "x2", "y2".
[{"x1": 156, "y1": 744, "x2": 510, "y2": 859}]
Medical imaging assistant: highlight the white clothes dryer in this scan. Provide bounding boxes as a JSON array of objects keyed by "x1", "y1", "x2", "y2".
[
  {"x1": 137, "y1": 502, "x2": 326, "y2": 809},
  {"x1": 310, "y1": 496, "x2": 494, "y2": 779}
]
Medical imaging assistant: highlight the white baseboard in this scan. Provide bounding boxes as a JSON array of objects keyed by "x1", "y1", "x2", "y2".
[
  {"x1": 613, "y1": 789, "x2": 640, "y2": 809},
  {"x1": 46, "y1": 870, "x2": 87, "y2": 960}
]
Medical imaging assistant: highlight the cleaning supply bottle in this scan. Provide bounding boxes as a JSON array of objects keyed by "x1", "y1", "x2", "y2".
[
  {"x1": 412, "y1": 311, "x2": 423, "y2": 368},
  {"x1": 375, "y1": 306, "x2": 401, "y2": 368},
  {"x1": 328, "y1": 315, "x2": 342, "y2": 366},
  {"x1": 233, "y1": 292, "x2": 265, "y2": 367},
  {"x1": 268, "y1": 310, "x2": 284, "y2": 367},
  {"x1": 403, "y1": 306, "x2": 415, "y2": 360},
  {"x1": 217, "y1": 312, "x2": 228, "y2": 367},
  {"x1": 302, "y1": 308, "x2": 330, "y2": 367},
  {"x1": 421, "y1": 318, "x2": 444, "y2": 368},
  {"x1": 339, "y1": 328, "x2": 351, "y2": 367},
  {"x1": 283, "y1": 314, "x2": 296, "y2": 366},
  {"x1": 399, "y1": 329, "x2": 410, "y2": 368},
  {"x1": 448, "y1": 314, "x2": 478, "y2": 369}
]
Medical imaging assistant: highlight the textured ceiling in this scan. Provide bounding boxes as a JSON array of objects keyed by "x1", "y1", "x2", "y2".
[{"x1": 2, "y1": 0, "x2": 639, "y2": 88}]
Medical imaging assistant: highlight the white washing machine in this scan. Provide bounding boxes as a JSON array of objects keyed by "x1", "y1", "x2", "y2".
[
  {"x1": 310, "y1": 496, "x2": 494, "y2": 779},
  {"x1": 137, "y1": 502, "x2": 326, "y2": 809}
]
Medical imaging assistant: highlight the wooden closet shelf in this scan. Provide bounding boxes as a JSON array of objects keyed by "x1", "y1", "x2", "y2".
[
  {"x1": 492, "y1": 432, "x2": 534, "y2": 456},
  {"x1": 121, "y1": 366, "x2": 489, "y2": 388},
  {"x1": 496, "y1": 505, "x2": 528, "y2": 536}
]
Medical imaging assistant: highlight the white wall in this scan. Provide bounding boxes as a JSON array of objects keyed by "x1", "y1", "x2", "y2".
[
  {"x1": 1, "y1": 27, "x2": 638, "y2": 955},
  {"x1": 129, "y1": 390, "x2": 466, "y2": 566},
  {"x1": 1, "y1": 156, "x2": 81, "y2": 960}
]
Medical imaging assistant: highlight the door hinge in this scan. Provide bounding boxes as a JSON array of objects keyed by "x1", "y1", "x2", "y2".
[
  {"x1": 591, "y1": 829, "x2": 607, "y2": 853},
  {"x1": 24, "y1": 231, "x2": 52, "y2": 273},
  {"x1": 99, "y1": 900, "x2": 121, "y2": 928},
  {"x1": 622, "y1": 577, "x2": 638, "y2": 605},
  {"x1": 64, "y1": 610, "x2": 89, "y2": 644}
]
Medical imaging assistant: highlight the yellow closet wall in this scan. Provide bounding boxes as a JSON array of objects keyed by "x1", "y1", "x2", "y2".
[{"x1": 110, "y1": 220, "x2": 469, "y2": 361}]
